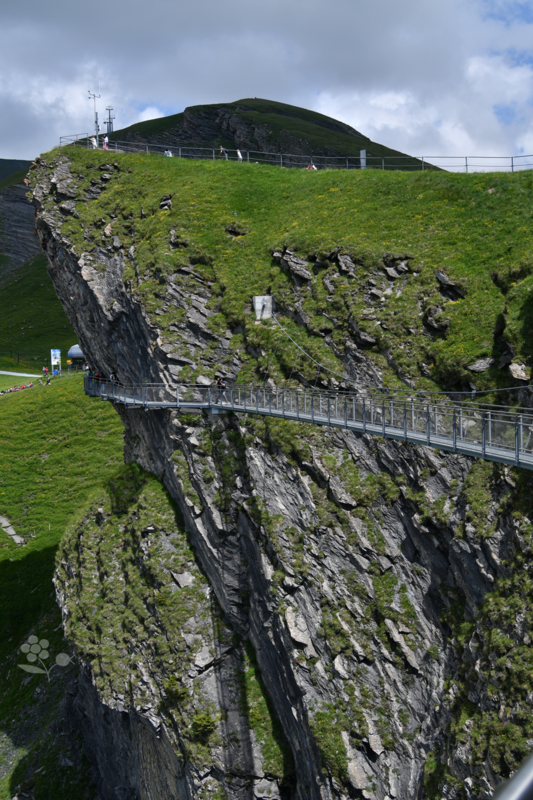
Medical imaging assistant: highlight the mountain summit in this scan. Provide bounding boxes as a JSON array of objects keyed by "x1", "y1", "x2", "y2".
[{"x1": 110, "y1": 97, "x2": 410, "y2": 162}]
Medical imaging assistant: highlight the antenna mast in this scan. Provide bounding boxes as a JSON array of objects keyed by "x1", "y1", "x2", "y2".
[
  {"x1": 105, "y1": 106, "x2": 115, "y2": 135},
  {"x1": 88, "y1": 90, "x2": 101, "y2": 144}
]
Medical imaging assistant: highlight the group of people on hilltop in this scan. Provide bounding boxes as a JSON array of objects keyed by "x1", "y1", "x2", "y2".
[
  {"x1": 218, "y1": 146, "x2": 243, "y2": 162},
  {"x1": 90, "y1": 135, "x2": 109, "y2": 150},
  {"x1": 217, "y1": 146, "x2": 317, "y2": 169},
  {"x1": 156, "y1": 144, "x2": 318, "y2": 168},
  {"x1": 0, "y1": 380, "x2": 46, "y2": 397}
]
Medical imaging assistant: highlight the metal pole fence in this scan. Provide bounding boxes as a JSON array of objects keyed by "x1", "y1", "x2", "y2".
[{"x1": 56, "y1": 135, "x2": 533, "y2": 174}]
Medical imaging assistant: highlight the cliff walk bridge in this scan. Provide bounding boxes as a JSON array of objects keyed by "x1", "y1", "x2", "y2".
[{"x1": 85, "y1": 377, "x2": 533, "y2": 472}]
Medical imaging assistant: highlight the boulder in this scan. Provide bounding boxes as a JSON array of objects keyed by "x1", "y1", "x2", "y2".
[
  {"x1": 435, "y1": 269, "x2": 465, "y2": 299},
  {"x1": 384, "y1": 266, "x2": 399, "y2": 280},
  {"x1": 337, "y1": 253, "x2": 356, "y2": 275},
  {"x1": 509, "y1": 363, "x2": 529, "y2": 381},
  {"x1": 273, "y1": 249, "x2": 313, "y2": 281},
  {"x1": 350, "y1": 319, "x2": 377, "y2": 347},
  {"x1": 467, "y1": 357, "x2": 494, "y2": 373}
]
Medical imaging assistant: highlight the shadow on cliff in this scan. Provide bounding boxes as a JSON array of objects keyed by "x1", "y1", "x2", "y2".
[{"x1": 104, "y1": 462, "x2": 149, "y2": 515}]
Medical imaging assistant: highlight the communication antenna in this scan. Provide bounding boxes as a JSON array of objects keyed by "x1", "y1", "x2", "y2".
[
  {"x1": 88, "y1": 90, "x2": 101, "y2": 144},
  {"x1": 105, "y1": 106, "x2": 115, "y2": 135}
]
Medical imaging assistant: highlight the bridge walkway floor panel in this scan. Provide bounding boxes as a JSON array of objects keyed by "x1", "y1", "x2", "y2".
[{"x1": 88, "y1": 390, "x2": 533, "y2": 471}]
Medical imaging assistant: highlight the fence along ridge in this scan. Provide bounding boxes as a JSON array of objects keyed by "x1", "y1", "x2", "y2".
[{"x1": 59, "y1": 134, "x2": 533, "y2": 173}]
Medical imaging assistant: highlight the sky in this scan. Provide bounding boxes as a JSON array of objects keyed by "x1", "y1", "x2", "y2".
[{"x1": 1, "y1": 0, "x2": 533, "y2": 160}]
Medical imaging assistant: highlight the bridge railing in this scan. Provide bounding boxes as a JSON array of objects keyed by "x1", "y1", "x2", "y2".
[{"x1": 85, "y1": 378, "x2": 533, "y2": 464}]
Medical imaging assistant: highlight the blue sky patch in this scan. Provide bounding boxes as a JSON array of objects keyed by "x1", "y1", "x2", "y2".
[
  {"x1": 482, "y1": 1, "x2": 533, "y2": 25},
  {"x1": 494, "y1": 103, "x2": 518, "y2": 125}
]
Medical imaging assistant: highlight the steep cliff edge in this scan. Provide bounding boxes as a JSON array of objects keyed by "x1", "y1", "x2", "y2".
[{"x1": 28, "y1": 149, "x2": 533, "y2": 800}]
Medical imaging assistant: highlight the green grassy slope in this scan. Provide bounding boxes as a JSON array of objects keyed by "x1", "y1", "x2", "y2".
[
  {"x1": 0, "y1": 253, "x2": 77, "y2": 370},
  {"x1": 0, "y1": 167, "x2": 29, "y2": 194},
  {"x1": 0, "y1": 168, "x2": 32, "y2": 276},
  {"x1": 111, "y1": 110, "x2": 185, "y2": 140},
  {"x1": 50, "y1": 148, "x2": 533, "y2": 399},
  {"x1": 0, "y1": 374, "x2": 123, "y2": 798},
  {"x1": 0, "y1": 160, "x2": 31, "y2": 184},
  {"x1": 0, "y1": 155, "x2": 77, "y2": 368},
  {"x1": 110, "y1": 98, "x2": 426, "y2": 167}
]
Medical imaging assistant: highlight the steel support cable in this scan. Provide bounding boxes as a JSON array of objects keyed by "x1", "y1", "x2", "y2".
[
  {"x1": 272, "y1": 314, "x2": 350, "y2": 383},
  {"x1": 271, "y1": 314, "x2": 533, "y2": 399},
  {"x1": 262, "y1": 332, "x2": 282, "y2": 387}
]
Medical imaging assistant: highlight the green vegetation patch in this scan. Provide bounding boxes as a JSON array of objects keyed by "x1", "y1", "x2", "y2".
[
  {"x1": 29, "y1": 147, "x2": 533, "y2": 401},
  {"x1": 0, "y1": 253, "x2": 77, "y2": 367},
  {"x1": 55, "y1": 464, "x2": 238, "y2": 768},
  {"x1": 0, "y1": 373, "x2": 123, "y2": 798},
  {"x1": 428, "y1": 471, "x2": 533, "y2": 797},
  {"x1": 310, "y1": 703, "x2": 349, "y2": 785},
  {"x1": 238, "y1": 643, "x2": 294, "y2": 780}
]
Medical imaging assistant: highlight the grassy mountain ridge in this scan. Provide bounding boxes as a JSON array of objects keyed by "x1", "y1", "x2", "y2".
[
  {"x1": 109, "y1": 98, "x2": 426, "y2": 167},
  {"x1": 0, "y1": 159, "x2": 31, "y2": 184},
  {"x1": 44, "y1": 147, "x2": 533, "y2": 400}
]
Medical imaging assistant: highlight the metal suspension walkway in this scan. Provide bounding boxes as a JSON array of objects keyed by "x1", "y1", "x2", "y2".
[{"x1": 84, "y1": 378, "x2": 533, "y2": 471}]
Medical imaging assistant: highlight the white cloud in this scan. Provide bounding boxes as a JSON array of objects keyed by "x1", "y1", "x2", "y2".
[
  {"x1": 314, "y1": 49, "x2": 533, "y2": 162},
  {"x1": 136, "y1": 106, "x2": 165, "y2": 123}
]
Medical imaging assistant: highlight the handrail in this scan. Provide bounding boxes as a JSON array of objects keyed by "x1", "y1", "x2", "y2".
[
  {"x1": 84, "y1": 378, "x2": 533, "y2": 470},
  {"x1": 493, "y1": 750, "x2": 533, "y2": 799},
  {"x1": 59, "y1": 135, "x2": 533, "y2": 173}
]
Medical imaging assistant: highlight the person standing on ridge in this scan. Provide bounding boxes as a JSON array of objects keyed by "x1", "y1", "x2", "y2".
[
  {"x1": 103, "y1": 134, "x2": 109, "y2": 150},
  {"x1": 219, "y1": 145, "x2": 228, "y2": 160},
  {"x1": 90, "y1": 135, "x2": 97, "y2": 149},
  {"x1": 237, "y1": 149, "x2": 243, "y2": 162}
]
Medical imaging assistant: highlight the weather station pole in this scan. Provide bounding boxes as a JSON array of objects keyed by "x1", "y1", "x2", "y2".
[{"x1": 88, "y1": 90, "x2": 101, "y2": 146}]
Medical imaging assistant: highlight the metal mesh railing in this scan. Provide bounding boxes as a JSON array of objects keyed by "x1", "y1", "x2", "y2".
[{"x1": 85, "y1": 378, "x2": 533, "y2": 469}]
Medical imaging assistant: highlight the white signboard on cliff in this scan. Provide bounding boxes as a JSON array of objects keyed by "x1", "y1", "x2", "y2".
[{"x1": 51, "y1": 349, "x2": 61, "y2": 368}]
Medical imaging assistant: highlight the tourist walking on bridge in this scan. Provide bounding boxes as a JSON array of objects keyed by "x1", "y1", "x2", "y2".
[{"x1": 215, "y1": 376, "x2": 228, "y2": 402}]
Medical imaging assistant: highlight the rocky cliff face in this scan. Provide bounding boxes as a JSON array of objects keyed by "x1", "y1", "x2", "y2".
[
  {"x1": 29, "y1": 152, "x2": 533, "y2": 800},
  {"x1": 0, "y1": 180, "x2": 40, "y2": 281}
]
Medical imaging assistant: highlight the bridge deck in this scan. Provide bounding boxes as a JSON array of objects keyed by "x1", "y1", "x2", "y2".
[{"x1": 85, "y1": 379, "x2": 533, "y2": 471}]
